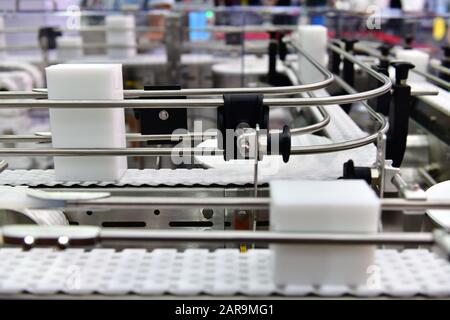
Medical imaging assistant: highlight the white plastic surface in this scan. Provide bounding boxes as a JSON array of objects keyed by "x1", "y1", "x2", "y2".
[
  {"x1": 270, "y1": 180, "x2": 380, "y2": 286},
  {"x1": 395, "y1": 49, "x2": 429, "y2": 82},
  {"x1": 56, "y1": 36, "x2": 83, "y2": 61},
  {"x1": 105, "y1": 16, "x2": 136, "y2": 59},
  {"x1": 426, "y1": 181, "x2": 450, "y2": 230},
  {"x1": 293, "y1": 25, "x2": 328, "y2": 83},
  {"x1": 0, "y1": 248, "x2": 448, "y2": 297},
  {"x1": 46, "y1": 64, "x2": 127, "y2": 182}
]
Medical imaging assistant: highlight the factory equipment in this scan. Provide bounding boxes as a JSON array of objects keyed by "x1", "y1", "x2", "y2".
[{"x1": 0, "y1": 3, "x2": 448, "y2": 301}]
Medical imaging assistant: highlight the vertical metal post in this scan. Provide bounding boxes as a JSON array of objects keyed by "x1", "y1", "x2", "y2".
[{"x1": 165, "y1": 13, "x2": 182, "y2": 85}]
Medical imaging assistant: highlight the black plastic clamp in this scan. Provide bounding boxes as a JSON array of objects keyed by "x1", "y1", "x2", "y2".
[{"x1": 218, "y1": 94, "x2": 268, "y2": 161}]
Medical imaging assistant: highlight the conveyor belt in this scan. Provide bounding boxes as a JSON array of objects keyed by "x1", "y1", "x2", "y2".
[
  {"x1": 0, "y1": 248, "x2": 448, "y2": 297},
  {"x1": 0, "y1": 145, "x2": 374, "y2": 187}
]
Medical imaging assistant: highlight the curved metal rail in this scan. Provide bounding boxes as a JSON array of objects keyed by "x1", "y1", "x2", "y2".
[
  {"x1": 0, "y1": 42, "x2": 391, "y2": 157},
  {"x1": 355, "y1": 43, "x2": 450, "y2": 90},
  {"x1": 0, "y1": 41, "x2": 390, "y2": 106}
]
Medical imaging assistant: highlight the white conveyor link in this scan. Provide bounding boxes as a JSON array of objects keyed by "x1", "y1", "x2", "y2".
[{"x1": 0, "y1": 248, "x2": 448, "y2": 297}]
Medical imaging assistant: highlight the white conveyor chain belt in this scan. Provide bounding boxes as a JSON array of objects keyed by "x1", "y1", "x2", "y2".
[{"x1": 0, "y1": 248, "x2": 448, "y2": 298}]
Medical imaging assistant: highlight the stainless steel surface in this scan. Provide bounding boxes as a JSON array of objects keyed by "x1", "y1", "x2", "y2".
[
  {"x1": 98, "y1": 229, "x2": 436, "y2": 246},
  {"x1": 0, "y1": 147, "x2": 222, "y2": 156},
  {"x1": 61, "y1": 196, "x2": 450, "y2": 212}
]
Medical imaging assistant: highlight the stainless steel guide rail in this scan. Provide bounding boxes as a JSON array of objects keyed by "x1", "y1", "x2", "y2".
[
  {"x1": 63, "y1": 196, "x2": 450, "y2": 211},
  {"x1": 355, "y1": 43, "x2": 450, "y2": 91},
  {"x1": 2, "y1": 43, "x2": 335, "y2": 97},
  {"x1": 0, "y1": 45, "x2": 390, "y2": 105},
  {"x1": 0, "y1": 40, "x2": 392, "y2": 157},
  {"x1": 0, "y1": 225, "x2": 449, "y2": 251},
  {"x1": 0, "y1": 25, "x2": 298, "y2": 34}
]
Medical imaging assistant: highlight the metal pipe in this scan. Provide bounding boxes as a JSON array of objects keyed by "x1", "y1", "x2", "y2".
[
  {"x1": 0, "y1": 132, "x2": 217, "y2": 143},
  {"x1": 0, "y1": 46, "x2": 389, "y2": 107},
  {"x1": 291, "y1": 74, "x2": 389, "y2": 155},
  {"x1": 0, "y1": 24, "x2": 297, "y2": 35},
  {"x1": 355, "y1": 44, "x2": 450, "y2": 90},
  {"x1": 410, "y1": 68, "x2": 450, "y2": 90},
  {"x1": 99, "y1": 229, "x2": 435, "y2": 246},
  {"x1": 68, "y1": 196, "x2": 270, "y2": 210},
  {"x1": 430, "y1": 59, "x2": 450, "y2": 77},
  {"x1": 283, "y1": 65, "x2": 331, "y2": 135},
  {"x1": 65, "y1": 196, "x2": 450, "y2": 211},
  {"x1": 18, "y1": 54, "x2": 333, "y2": 97},
  {"x1": 0, "y1": 147, "x2": 222, "y2": 157}
]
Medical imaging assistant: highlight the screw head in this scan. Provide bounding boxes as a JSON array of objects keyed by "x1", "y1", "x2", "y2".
[{"x1": 158, "y1": 110, "x2": 169, "y2": 121}]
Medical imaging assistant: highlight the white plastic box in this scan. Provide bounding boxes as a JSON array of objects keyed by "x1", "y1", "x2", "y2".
[
  {"x1": 270, "y1": 180, "x2": 380, "y2": 286},
  {"x1": 56, "y1": 36, "x2": 83, "y2": 61},
  {"x1": 105, "y1": 16, "x2": 136, "y2": 59},
  {"x1": 294, "y1": 25, "x2": 328, "y2": 83},
  {"x1": 46, "y1": 64, "x2": 127, "y2": 182}
]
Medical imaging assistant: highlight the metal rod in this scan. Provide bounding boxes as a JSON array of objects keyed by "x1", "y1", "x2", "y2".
[
  {"x1": 283, "y1": 64, "x2": 331, "y2": 135},
  {"x1": 410, "y1": 68, "x2": 450, "y2": 90},
  {"x1": 65, "y1": 196, "x2": 450, "y2": 211},
  {"x1": 99, "y1": 229, "x2": 435, "y2": 246},
  {"x1": 0, "y1": 132, "x2": 217, "y2": 143},
  {"x1": 18, "y1": 51, "x2": 333, "y2": 97},
  {"x1": 0, "y1": 147, "x2": 222, "y2": 157},
  {"x1": 355, "y1": 44, "x2": 450, "y2": 90},
  {"x1": 291, "y1": 73, "x2": 389, "y2": 155},
  {"x1": 0, "y1": 44, "x2": 390, "y2": 108},
  {"x1": 67, "y1": 196, "x2": 270, "y2": 210},
  {"x1": 430, "y1": 59, "x2": 450, "y2": 77},
  {"x1": 411, "y1": 89, "x2": 439, "y2": 97},
  {"x1": 0, "y1": 24, "x2": 297, "y2": 35}
]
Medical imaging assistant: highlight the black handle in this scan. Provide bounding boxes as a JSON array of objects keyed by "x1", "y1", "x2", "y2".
[
  {"x1": 404, "y1": 35, "x2": 414, "y2": 49},
  {"x1": 38, "y1": 27, "x2": 62, "y2": 50},
  {"x1": 386, "y1": 62, "x2": 414, "y2": 167},
  {"x1": 441, "y1": 45, "x2": 450, "y2": 82},
  {"x1": 377, "y1": 43, "x2": 392, "y2": 69},
  {"x1": 391, "y1": 61, "x2": 415, "y2": 85}
]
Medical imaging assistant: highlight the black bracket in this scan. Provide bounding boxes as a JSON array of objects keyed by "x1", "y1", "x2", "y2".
[
  {"x1": 441, "y1": 45, "x2": 450, "y2": 82},
  {"x1": 330, "y1": 40, "x2": 342, "y2": 75},
  {"x1": 217, "y1": 94, "x2": 268, "y2": 161},
  {"x1": 386, "y1": 62, "x2": 415, "y2": 167},
  {"x1": 342, "y1": 159, "x2": 372, "y2": 184},
  {"x1": 369, "y1": 65, "x2": 391, "y2": 116},
  {"x1": 38, "y1": 27, "x2": 62, "y2": 50},
  {"x1": 267, "y1": 32, "x2": 291, "y2": 87},
  {"x1": 135, "y1": 85, "x2": 187, "y2": 145}
]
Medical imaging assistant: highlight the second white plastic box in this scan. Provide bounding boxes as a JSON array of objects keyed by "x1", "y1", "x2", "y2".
[{"x1": 270, "y1": 180, "x2": 380, "y2": 286}]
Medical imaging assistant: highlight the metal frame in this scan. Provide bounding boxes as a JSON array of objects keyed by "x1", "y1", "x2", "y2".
[{"x1": 0, "y1": 41, "x2": 391, "y2": 157}]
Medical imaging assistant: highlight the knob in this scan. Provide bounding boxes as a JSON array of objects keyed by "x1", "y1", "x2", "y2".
[
  {"x1": 341, "y1": 39, "x2": 358, "y2": 52},
  {"x1": 391, "y1": 62, "x2": 415, "y2": 84},
  {"x1": 404, "y1": 35, "x2": 414, "y2": 49},
  {"x1": 378, "y1": 44, "x2": 393, "y2": 57}
]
